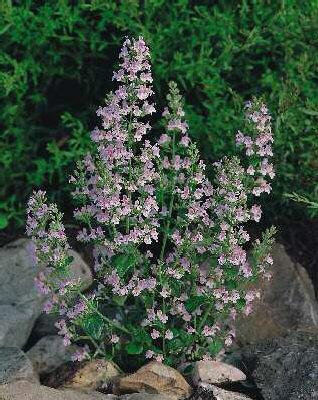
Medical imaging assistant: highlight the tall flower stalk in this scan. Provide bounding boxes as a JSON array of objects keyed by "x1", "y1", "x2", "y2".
[{"x1": 26, "y1": 37, "x2": 276, "y2": 367}]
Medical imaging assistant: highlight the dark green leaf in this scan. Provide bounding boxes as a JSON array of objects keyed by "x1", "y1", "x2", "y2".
[
  {"x1": 125, "y1": 342, "x2": 143, "y2": 355},
  {"x1": 82, "y1": 313, "x2": 104, "y2": 340},
  {"x1": 0, "y1": 214, "x2": 8, "y2": 230},
  {"x1": 208, "y1": 339, "x2": 223, "y2": 355},
  {"x1": 185, "y1": 295, "x2": 205, "y2": 312},
  {"x1": 112, "y1": 252, "x2": 137, "y2": 278}
]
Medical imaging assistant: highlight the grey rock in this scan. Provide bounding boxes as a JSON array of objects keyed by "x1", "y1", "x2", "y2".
[
  {"x1": 27, "y1": 335, "x2": 78, "y2": 374},
  {"x1": 228, "y1": 330, "x2": 318, "y2": 400},
  {"x1": 0, "y1": 304, "x2": 42, "y2": 349},
  {"x1": 0, "y1": 348, "x2": 38, "y2": 384},
  {"x1": 236, "y1": 244, "x2": 318, "y2": 345},
  {"x1": 68, "y1": 249, "x2": 93, "y2": 291},
  {"x1": 0, "y1": 380, "x2": 117, "y2": 400},
  {"x1": 0, "y1": 239, "x2": 45, "y2": 348}
]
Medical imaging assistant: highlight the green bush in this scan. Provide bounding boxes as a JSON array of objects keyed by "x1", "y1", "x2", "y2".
[{"x1": 1, "y1": 0, "x2": 318, "y2": 229}]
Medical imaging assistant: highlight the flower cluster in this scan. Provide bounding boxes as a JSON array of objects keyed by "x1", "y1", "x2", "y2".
[
  {"x1": 71, "y1": 36, "x2": 160, "y2": 254},
  {"x1": 26, "y1": 37, "x2": 276, "y2": 368}
]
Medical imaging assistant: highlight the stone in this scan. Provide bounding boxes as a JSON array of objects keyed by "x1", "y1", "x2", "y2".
[
  {"x1": 122, "y1": 394, "x2": 170, "y2": 400},
  {"x1": 0, "y1": 239, "x2": 45, "y2": 348},
  {"x1": 235, "y1": 244, "x2": 318, "y2": 345},
  {"x1": 27, "y1": 335, "x2": 78, "y2": 374},
  {"x1": 0, "y1": 348, "x2": 38, "y2": 384},
  {"x1": 195, "y1": 385, "x2": 252, "y2": 400},
  {"x1": 68, "y1": 249, "x2": 93, "y2": 291},
  {"x1": 62, "y1": 359, "x2": 121, "y2": 391},
  {"x1": 192, "y1": 361, "x2": 246, "y2": 386},
  {"x1": 0, "y1": 380, "x2": 117, "y2": 400},
  {"x1": 228, "y1": 330, "x2": 318, "y2": 400},
  {"x1": 0, "y1": 239, "x2": 93, "y2": 348},
  {"x1": 115, "y1": 361, "x2": 192, "y2": 400}
]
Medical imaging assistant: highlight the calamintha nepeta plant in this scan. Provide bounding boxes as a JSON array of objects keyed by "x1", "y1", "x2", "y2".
[{"x1": 26, "y1": 37, "x2": 276, "y2": 368}]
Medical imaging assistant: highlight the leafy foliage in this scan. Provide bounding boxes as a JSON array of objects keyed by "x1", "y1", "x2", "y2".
[{"x1": 1, "y1": 0, "x2": 318, "y2": 228}]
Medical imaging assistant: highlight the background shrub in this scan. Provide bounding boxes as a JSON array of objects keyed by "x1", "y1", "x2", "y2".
[{"x1": 1, "y1": 0, "x2": 318, "y2": 230}]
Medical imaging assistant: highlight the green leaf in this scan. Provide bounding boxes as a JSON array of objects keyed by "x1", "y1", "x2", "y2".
[
  {"x1": 236, "y1": 298, "x2": 246, "y2": 311},
  {"x1": 0, "y1": 214, "x2": 8, "y2": 229},
  {"x1": 112, "y1": 295, "x2": 127, "y2": 306},
  {"x1": 112, "y1": 252, "x2": 137, "y2": 278},
  {"x1": 208, "y1": 339, "x2": 223, "y2": 355},
  {"x1": 300, "y1": 108, "x2": 318, "y2": 116},
  {"x1": 82, "y1": 313, "x2": 104, "y2": 340},
  {"x1": 224, "y1": 279, "x2": 237, "y2": 289},
  {"x1": 224, "y1": 266, "x2": 238, "y2": 280},
  {"x1": 185, "y1": 295, "x2": 205, "y2": 312},
  {"x1": 125, "y1": 342, "x2": 143, "y2": 355}
]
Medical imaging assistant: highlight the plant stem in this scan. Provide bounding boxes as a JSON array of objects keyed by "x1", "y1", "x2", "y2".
[
  {"x1": 198, "y1": 300, "x2": 213, "y2": 332},
  {"x1": 126, "y1": 111, "x2": 133, "y2": 234},
  {"x1": 159, "y1": 131, "x2": 176, "y2": 260}
]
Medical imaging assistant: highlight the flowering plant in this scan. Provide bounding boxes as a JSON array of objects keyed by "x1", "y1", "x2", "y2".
[{"x1": 27, "y1": 37, "x2": 275, "y2": 368}]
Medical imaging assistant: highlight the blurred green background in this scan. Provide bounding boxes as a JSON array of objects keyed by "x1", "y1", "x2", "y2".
[{"x1": 1, "y1": 0, "x2": 318, "y2": 235}]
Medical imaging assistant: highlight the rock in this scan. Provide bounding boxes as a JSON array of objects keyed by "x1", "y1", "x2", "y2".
[
  {"x1": 62, "y1": 359, "x2": 121, "y2": 391},
  {"x1": 0, "y1": 380, "x2": 117, "y2": 400},
  {"x1": 235, "y1": 244, "x2": 318, "y2": 345},
  {"x1": 0, "y1": 348, "x2": 38, "y2": 384},
  {"x1": 195, "y1": 385, "x2": 252, "y2": 399},
  {"x1": 228, "y1": 330, "x2": 318, "y2": 400},
  {"x1": 0, "y1": 304, "x2": 42, "y2": 350},
  {"x1": 122, "y1": 394, "x2": 170, "y2": 400},
  {"x1": 0, "y1": 239, "x2": 45, "y2": 348},
  {"x1": 68, "y1": 249, "x2": 93, "y2": 291},
  {"x1": 115, "y1": 361, "x2": 192, "y2": 400},
  {"x1": 27, "y1": 335, "x2": 78, "y2": 374},
  {"x1": 192, "y1": 361, "x2": 246, "y2": 386}
]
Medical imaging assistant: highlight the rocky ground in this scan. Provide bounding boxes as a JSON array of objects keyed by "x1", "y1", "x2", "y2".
[{"x1": 0, "y1": 238, "x2": 317, "y2": 399}]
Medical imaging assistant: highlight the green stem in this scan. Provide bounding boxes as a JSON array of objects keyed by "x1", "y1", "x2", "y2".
[
  {"x1": 159, "y1": 131, "x2": 177, "y2": 260},
  {"x1": 198, "y1": 301, "x2": 213, "y2": 332},
  {"x1": 126, "y1": 111, "x2": 133, "y2": 234}
]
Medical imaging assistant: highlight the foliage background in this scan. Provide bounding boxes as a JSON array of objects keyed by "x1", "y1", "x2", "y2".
[{"x1": 1, "y1": 0, "x2": 318, "y2": 233}]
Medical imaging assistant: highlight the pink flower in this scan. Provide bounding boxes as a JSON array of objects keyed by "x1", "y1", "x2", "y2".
[
  {"x1": 155, "y1": 354, "x2": 164, "y2": 363},
  {"x1": 250, "y1": 204, "x2": 262, "y2": 222},
  {"x1": 157, "y1": 310, "x2": 168, "y2": 324},
  {"x1": 151, "y1": 329, "x2": 160, "y2": 339},
  {"x1": 171, "y1": 230, "x2": 182, "y2": 246},
  {"x1": 159, "y1": 134, "x2": 171, "y2": 145},
  {"x1": 145, "y1": 350, "x2": 155, "y2": 359},
  {"x1": 110, "y1": 334, "x2": 119, "y2": 344},
  {"x1": 180, "y1": 135, "x2": 190, "y2": 147},
  {"x1": 165, "y1": 330, "x2": 174, "y2": 340},
  {"x1": 137, "y1": 85, "x2": 153, "y2": 100},
  {"x1": 72, "y1": 347, "x2": 89, "y2": 362}
]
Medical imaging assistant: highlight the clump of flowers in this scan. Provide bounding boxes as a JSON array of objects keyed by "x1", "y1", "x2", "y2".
[{"x1": 26, "y1": 37, "x2": 276, "y2": 367}]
